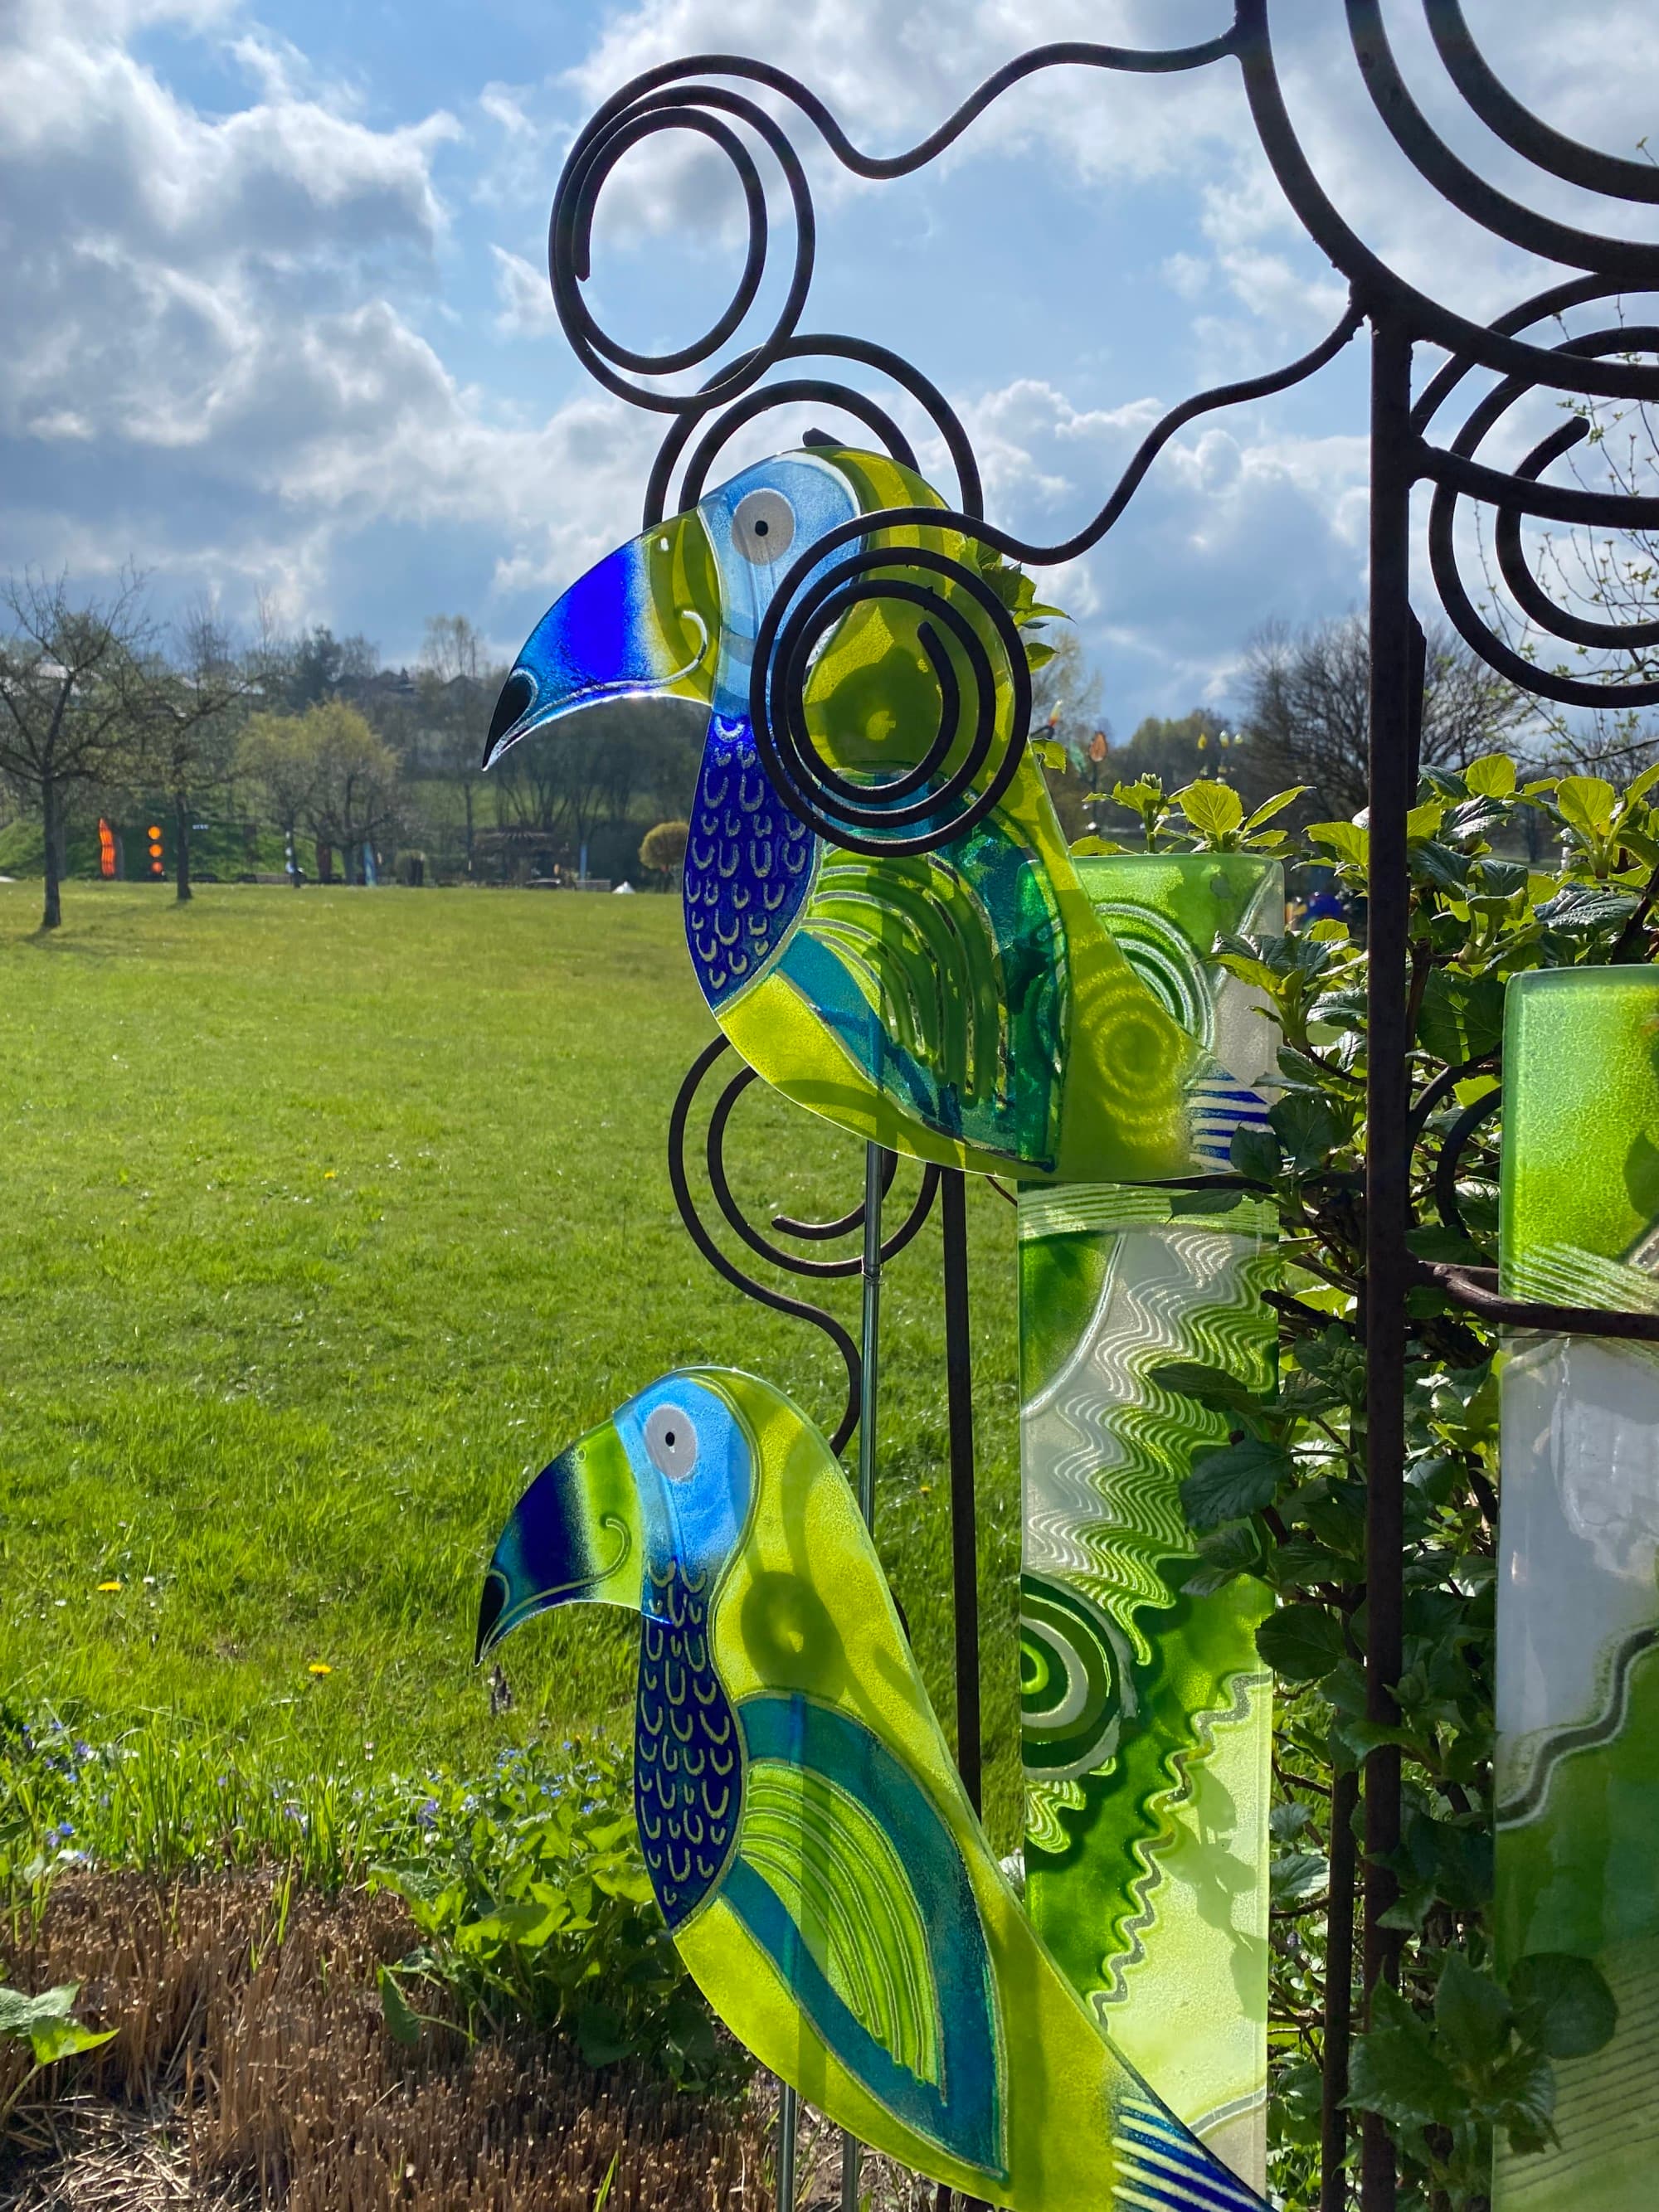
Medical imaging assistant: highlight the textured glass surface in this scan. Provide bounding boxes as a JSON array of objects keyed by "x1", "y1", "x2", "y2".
[
  {"x1": 499, "y1": 448, "x2": 1268, "y2": 1184},
  {"x1": 480, "y1": 1368, "x2": 1267, "y2": 2212},
  {"x1": 1494, "y1": 969, "x2": 1659, "y2": 2210},
  {"x1": 1019, "y1": 854, "x2": 1281, "y2": 2188}
]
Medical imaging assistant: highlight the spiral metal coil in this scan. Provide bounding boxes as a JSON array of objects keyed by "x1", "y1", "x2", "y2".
[{"x1": 667, "y1": 1037, "x2": 938, "y2": 1452}]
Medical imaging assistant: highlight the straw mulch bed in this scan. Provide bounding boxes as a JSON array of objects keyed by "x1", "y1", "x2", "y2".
[{"x1": 0, "y1": 1873, "x2": 766, "y2": 2211}]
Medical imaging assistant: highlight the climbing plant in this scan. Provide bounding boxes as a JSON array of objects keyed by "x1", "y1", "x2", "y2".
[{"x1": 1087, "y1": 758, "x2": 1659, "y2": 2211}]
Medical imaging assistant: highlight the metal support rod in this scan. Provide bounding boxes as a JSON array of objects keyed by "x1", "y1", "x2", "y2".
[
  {"x1": 1360, "y1": 315, "x2": 1416, "y2": 2212},
  {"x1": 1321, "y1": 1761, "x2": 1361, "y2": 2211},
  {"x1": 840, "y1": 1140, "x2": 886, "y2": 2212},
  {"x1": 777, "y1": 2084, "x2": 799, "y2": 2212},
  {"x1": 941, "y1": 1168, "x2": 983, "y2": 1816}
]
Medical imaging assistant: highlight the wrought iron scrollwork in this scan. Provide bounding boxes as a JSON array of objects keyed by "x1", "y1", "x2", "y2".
[{"x1": 667, "y1": 1036, "x2": 938, "y2": 1452}]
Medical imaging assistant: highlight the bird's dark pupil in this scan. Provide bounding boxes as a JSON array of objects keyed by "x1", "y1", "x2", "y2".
[
  {"x1": 753, "y1": 519, "x2": 768, "y2": 537},
  {"x1": 664, "y1": 1430, "x2": 676, "y2": 1446}
]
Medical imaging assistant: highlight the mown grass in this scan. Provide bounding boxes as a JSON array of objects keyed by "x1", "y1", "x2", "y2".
[{"x1": 0, "y1": 882, "x2": 1024, "y2": 1855}]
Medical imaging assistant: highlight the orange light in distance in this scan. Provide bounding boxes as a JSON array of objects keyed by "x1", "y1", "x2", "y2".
[
  {"x1": 148, "y1": 824, "x2": 164, "y2": 877},
  {"x1": 97, "y1": 819, "x2": 116, "y2": 878}
]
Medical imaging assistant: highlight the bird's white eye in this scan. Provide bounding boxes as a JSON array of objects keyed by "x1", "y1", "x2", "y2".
[
  {"x1": 644, "y1": 1403, "x2": 698, "y2": 1481},
  {"x1": 731, "y1": 489, "x2": 795, "y2": 566}
]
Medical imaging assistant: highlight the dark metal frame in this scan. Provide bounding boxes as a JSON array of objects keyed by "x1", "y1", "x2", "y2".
[{"x1": 545, "y1": 9, "x2": 1659, "y2": 2207}]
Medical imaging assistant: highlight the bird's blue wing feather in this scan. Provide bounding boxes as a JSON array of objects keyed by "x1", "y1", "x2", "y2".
[{"x1": 729, "y1": 1693, "x2": 1007, "y2": 2183}]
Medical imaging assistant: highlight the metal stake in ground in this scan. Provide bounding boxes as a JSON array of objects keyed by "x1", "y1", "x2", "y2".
[{"x1": 839, "y1": 1139, "x2": 887, "y2": 2212}]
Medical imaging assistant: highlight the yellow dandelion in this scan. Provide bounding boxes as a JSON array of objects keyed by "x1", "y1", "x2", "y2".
[
  {"x1": 308, "y1": 1662, "x2": 333, "y2": 1677},
  {"x1": 97, "y1": 1579, "x2": 122, "y2": 1592},
  {"x1": 323, "y1": 1169, "x2": 338, "y2": 1181}
]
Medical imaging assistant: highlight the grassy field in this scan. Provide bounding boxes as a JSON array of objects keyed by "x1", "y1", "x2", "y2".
[{"x1": 0, "y1": 882, "x2": 1024, "y2": 1847}]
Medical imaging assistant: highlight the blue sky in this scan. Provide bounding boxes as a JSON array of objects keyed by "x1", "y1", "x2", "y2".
[{"x1": 3, "y1": 0, "x2": 1652, "y2": 733}]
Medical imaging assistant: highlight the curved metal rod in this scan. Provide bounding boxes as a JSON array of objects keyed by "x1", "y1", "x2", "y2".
[
  {"x1": 550, "y1": 85, "x2": 815, "y2": 414},
  {"x1": 642, "y1": 333, "x2": 985, "y2": 525},
  {"x1": 1415, "y1": 1258, "x2": 1659, "y2": 1343},
  {"x1": 1409, "y1": 273, "x2": 1623, "y2": 433},
  {"x1": 681, "y1": 382, "x2": 917, "y2": 502},
  {"x1": 772, "y1": 1150, "x2": 941, "y2": 1266},
  {"x1": 1233, "y1": 0, "x2": 1659, "y2": 402},
  {"x1": 1495, "y1": 418, "x2": 1659, "y2": 654},
  {"x1": 667, "y1": 1037, "x2": 862, "y2": 1451},
  {"x1": 1431, "y1": 1087, "x2": 1501, "y2": 1243},
  {"x1": 1423, "y1": 0, "x2": 1659, "y2": 207},
  {"x1": 1346, "y1": 0, "x2": 1659, "y2": 286},
  {"x1": 568, "y1": 35, "x2": 1243, "y2": 191}
]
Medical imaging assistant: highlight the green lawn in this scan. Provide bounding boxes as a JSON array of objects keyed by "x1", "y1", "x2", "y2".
[{"x1": 0, "y1": 882, "x2": 1024, "y2": 1846}]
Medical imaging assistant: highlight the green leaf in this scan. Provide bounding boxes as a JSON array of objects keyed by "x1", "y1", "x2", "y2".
[
  {"x1": 1465, "y1": 751, "x2": 1517, "y2": 798},
  {"x1": 1270, "y1": 1091, "x2": 1345, "y2": 1172},
  {"x1": 1535, "y1": 882, "x2": 1640, "y2": 932},
  {"x1": 1231, "y1": 1125, "x2": 1282, "y2": 1184},
  {"x1": 27, "y1": 2016, "x2": 116, "y2": 2067},
  {"x1": 1555, "y1": 775, "x2": 1616, "y2": 839},
  {"x1": 1510, "y1": 1952, "x2": 1618, "y2": 2059},
  {"x1": 1174, "y1": 779, "x2": 1244, "y2": 841},
  {"x1": 575, "y1": 2001, "x2": 635, "y2": 2069},
  {"x1": 1257, "y1": 1602, "x2": 1348, "y2": 1683},
  {"x1": 1405, "y1": 800, "x2": 1447, "y2": 841},
  {"x1": 1436, "y1": 1953, "x2": 1511, "y2": 2067},
  {"x1": 1166, "y1": 1185, "x2": 1246, "y2": 1216},
  {"x1": 1151, "y1": 1361, "x2": 1263, "y2": 1414},
  {"x1": 1346, "y1": 1985, "x2": 1458, "y2": 2127},
  {"x1": 1031, "y1": 737, "x2": 1068, "y2": 771},
  {"x1": 378, "y1": 1964, "x2": 423, "y2": 2048},
  {"x1": 1306, "y1": 820, "x2": 1370, "y2": 868},
  {"x1": 1416, "y1": 968, "x2": 1506, "y2": 1065},
  {"x1": 1271, "y1": 1850, "x2": 1330, "y2": 1906},
  {"x1": 0, "y1": 1983, "x2": 82, "y2": 2041},
  {"x1": 1241, "y1": 787, "x2": 1307, "y2": 833},
  {"x1": 1181, "y1": 1437, "x2": 1293, "y2": 1529}
]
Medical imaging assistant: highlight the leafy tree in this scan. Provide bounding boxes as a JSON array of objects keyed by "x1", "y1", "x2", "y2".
[
  {"x1": 0, "y1": 570, "x2": 152, "y2": 930},
  {"x1": 1241, "y1": 615, "x2": 1534, "y2": 820},
  {"x1": 303, "y1": 702, "x2": 401, "y2": 882},
  {"x1": 640, "y1": 818, "x2": 688, "y2": 888},
  {"x1": 239, "y1": 711, "x2": 320, "y2": 882}
]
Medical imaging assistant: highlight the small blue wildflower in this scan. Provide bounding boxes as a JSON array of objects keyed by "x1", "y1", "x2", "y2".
[{"x1": 416, "y1": 1798, "x2": 439, "y2": 1830}]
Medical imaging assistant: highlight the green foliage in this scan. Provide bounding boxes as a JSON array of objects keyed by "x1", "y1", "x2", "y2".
[
  {"x1": 370, "y1": 1741, "x2": 740, "y2": 2091},
  {"x1": 0, "y1": 1978, "x2": 115, "y2": 2140},
  {"x1": 1111, "y1": 758, "x2": 1657, "y2": 2209}
]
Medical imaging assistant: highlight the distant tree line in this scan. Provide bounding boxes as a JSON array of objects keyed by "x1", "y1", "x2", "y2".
[
  {"x1": 3, "y1": 570, "x2": 1626, "y2": 935},
  {"x1": 0, "y1": 580, "x2": 704, "y2": 930}
]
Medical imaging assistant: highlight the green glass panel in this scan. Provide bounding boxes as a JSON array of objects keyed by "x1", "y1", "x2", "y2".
[
  {"x1": 1495, "y1": 969, "x2": 1659, "y2": 2211},
  {"x1": 1020, "y1": 853, "x2": 1281, "y2": 2190},
  {"x1": 480, "y1": 1368, "x2": 1267, "y2": 2212}
]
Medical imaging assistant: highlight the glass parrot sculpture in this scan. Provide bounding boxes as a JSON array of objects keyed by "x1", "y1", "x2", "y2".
[
  {"x1": 478, "y1": 1365, "x2": 1267, "y2": 2212},
  {"x1": 484, "y1": 446, "x2": 1267, "y2": 1184}
]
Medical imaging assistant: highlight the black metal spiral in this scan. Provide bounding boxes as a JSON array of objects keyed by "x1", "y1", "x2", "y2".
[
  {"x1": 667, "y1": 1036, "x2": 938, "y2": 1451},
  {"x1": 1422, "y1": 316, "x2": 1659, "y2": 707},
  {"x1": 745, "y1": 512, "x2": 1033, "y2": 858}
]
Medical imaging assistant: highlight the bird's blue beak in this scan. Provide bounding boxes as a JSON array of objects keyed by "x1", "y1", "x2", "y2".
[
  {"x1": 484, "y1": 510, "x2": 722, "y2": 769},
  {"x1": 475, "y1": 1417, "x2": 647, "y2": 1661}
]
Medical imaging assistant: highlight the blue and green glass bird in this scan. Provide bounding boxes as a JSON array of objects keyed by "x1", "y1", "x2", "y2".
[
  {"x1": 478, "y1": 1366, "x2": 1267, "y2": 2212},
  {"x1": 484, "y1": 447, "x2": 1262, "y2": 1183}
]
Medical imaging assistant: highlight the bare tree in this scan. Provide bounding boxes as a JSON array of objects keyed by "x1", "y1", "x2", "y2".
[
  {"x1": 417, "y1": 615, "x2": 499, "y2": 877},
  {"x1": 1477, "y1": 368, "x2": 1659, "y2": 773},
  {"x1": 1239, "y1": 612, "x2": 1535, "y2": 819},
  {"x1": 134, "y1": 607, "x2": 251, "y2": 902},
  {"x1": 0, "y1": 570, "x2": 153, "y2": 930}
]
